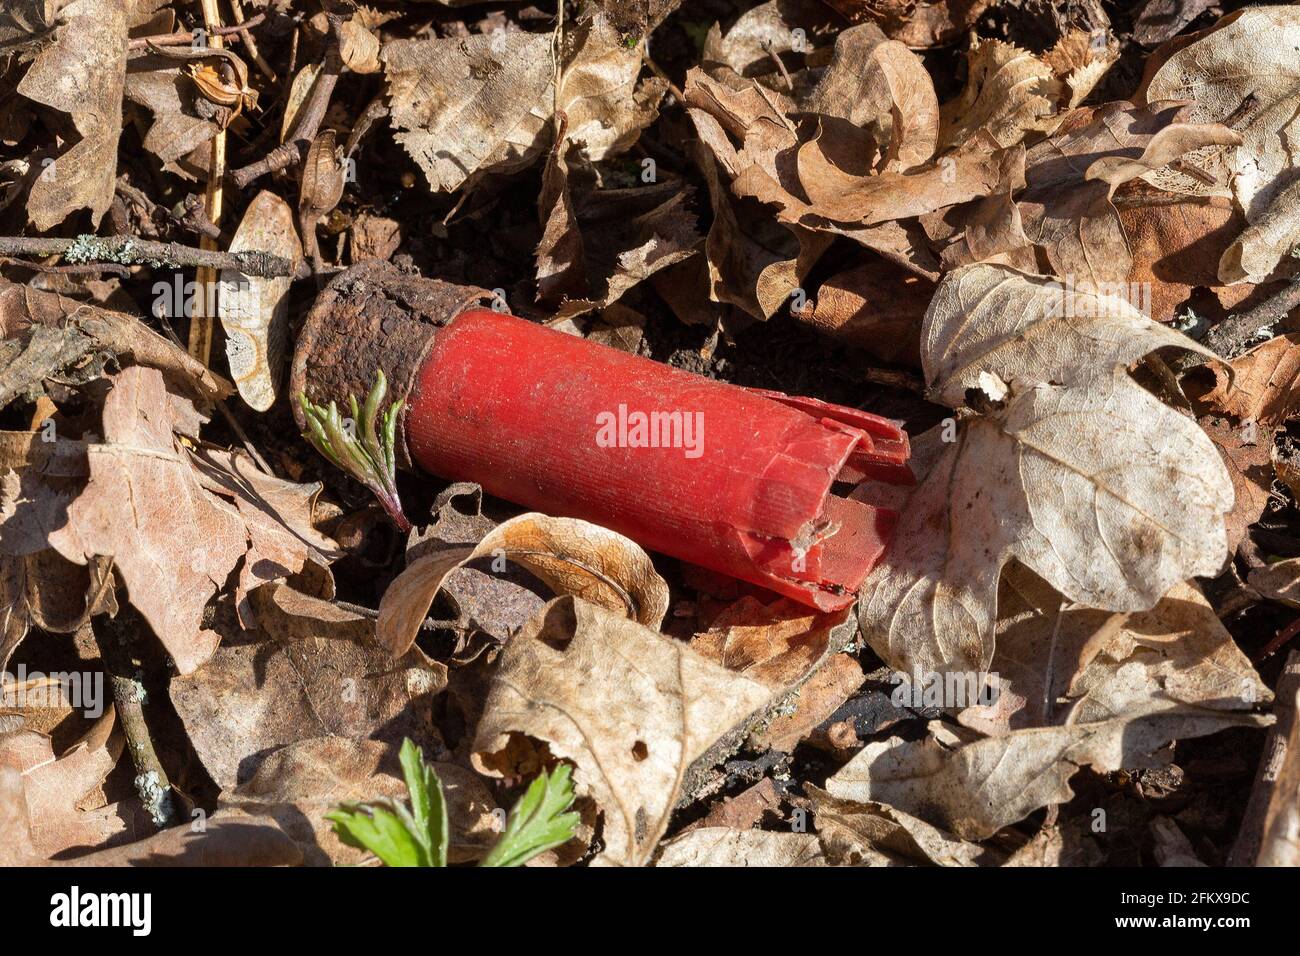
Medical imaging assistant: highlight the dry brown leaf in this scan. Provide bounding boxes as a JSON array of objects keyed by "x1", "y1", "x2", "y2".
[
  {"x1": 56, "y1": 809, "x2": 301, "y2": 867},
  {"x1": 383, "y1": 30, "x2": 553, "y2": 193},
  {"x1": 379, "y1": 512, "x2": 670, "y2": 657},
  {"x1": 1139, "y1": 7, "x2": 1300, "y2": 215},
  {"x1": 384, "y1": 15, "x2": 662, "y2": 194},
  {"x1": 657, "y1": 828, "x2": 827, "y2": 866},
  {"x1": 47, "y1": 368, "x2": 246, "y2": 674},
  {"x1": 808, "y1": 785, "x2": 987, "y2": 866},
  {"x1": 0, "y1": 281, "x2": 232, "y2": 408},
  {"x1": 1196, "y1": 333, "x2": 1300, "y2": 427},
  {"x1": 1117, "y1": 189, "x2": 1242, "y2": 322},
  {"x1": 958, "y1": 567, "x2": 1270, "y2": 736},
  {"x1": 45, "y1": 368, "x2": 335, "y2": 673},
  {"x1": 799, "y1": 259, "x2": 932, "y2": 363},
  {"x1": 690, "y1": 596, "x2": 849, "y2": 688},
  {"x1": 124, "y1": 46, "x2": 220, "y2": 171},
  {"x1": 550, "y1": 184, "x2": 700, "y2": 320},
  {"x1": 0, "y1": 711, "x2": 134, "y2": 860},
  {"x1": 858, "y1": 264, "x2": 1232, "y2": 677},
  {"x1": 1219, "y1": 177, "x2": 1300, "y2": 283},
  {"x1": 822, "y1": 0, "x2": 993, "y2": 48},
  {"x1": 1018, "y1": 102, "x2": 1240, "y2": 288},
  {"x1": 338, "y1": 16, "x2": 381, "y2": 74},
  {"x1": 473, "y1": 597, "x2": 773, "y2": 866},
  {"x1": 1199, "y1": 417, "x2": 1273, "y2": 554},
  {"x1": 218, "y1": 190, "x2": 302, "y2": 411},
  {"x1": 1248, "y1": 558, "x2": 1300, "y2": 609},
  {"x1": 804, "y1": 24, "x2": 937, "y2": 171},
  {"x1": 17, "y1": 0, "x2": 127, "y2": 228},
  {"x1": 752, "y1": 652, "x2": 865, "y2": 752},
  {"x1": 171, "y1": 584, "x2": 444, "y2": 792},
  {"x1": 824, "y1": 709, "x2": 1270, "y2": 841},
  {"x1": 938, "y1": 32, "x2": 1115, "y2": 154}
]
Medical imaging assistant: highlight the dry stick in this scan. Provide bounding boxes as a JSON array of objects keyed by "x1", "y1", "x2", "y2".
[
  {"x1": 87, "y1": 565, "x2": 178, "y2": 831},
  {"x1": 1228, "y1": 650, "x2": 1300, "y2": 865},
  {"x1": 189, "y1": 0, "x2": 229, "y2": 365},
  {"x1": 127, "y1": 12, "x2": 264, "y2": 49},
  {"x1": 0, "y1": 235, "x2": 296, "y2": 277},
  {"x1": 229, "y1": 0, "x2": 276, "y2": 83},
  {"x1": 1203, "y1": 278, "x2": 1300, "y2": 358},
  {"x1": 641, "y1": 47, "x2": 685, "y2": 105},
  {"x1": 228, "y1": 16, "x2": 344, "y2": 191},
  {"x1": 0, "y1": 256, "x2": 130, "y2": 278}
]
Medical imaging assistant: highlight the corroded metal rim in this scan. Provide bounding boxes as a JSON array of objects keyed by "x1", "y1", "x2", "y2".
[{"x1": 289, "y1": 261, "x2": 492, "y2": 468}]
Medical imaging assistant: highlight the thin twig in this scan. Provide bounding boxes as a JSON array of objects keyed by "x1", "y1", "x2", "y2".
[
  {"x1": 91, "y1": 601, "x2": 178, "y2": 831},
  {"x1": 228, "y1": 14, "x2": 345, "y2": 190},
  {"x1": 189, "y1": 0, "x2": 229, "y2": 365},
  {"x1": 230, "y1": 0, "x2": 276, "y2": 83},
  {"x1": 0, "y1": 234, "x2": 297, "y2": 277},
  {"x1": 641, "y1": 45, "x2": 685, "y2": 104},
  {"x1": 1203, "y1": 278, "x2": 1300, "y2": 361},
  {"x1": 127, "y1": 14, "x2": 264, "y2": 49},
  {"x1": 0, "y1": 256, "x2": 130, "y2": 278}
]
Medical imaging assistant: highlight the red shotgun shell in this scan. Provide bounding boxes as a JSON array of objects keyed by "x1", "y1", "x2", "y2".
[{"x1": 293, "y1": 264, "x2": 913, "y2": 611}]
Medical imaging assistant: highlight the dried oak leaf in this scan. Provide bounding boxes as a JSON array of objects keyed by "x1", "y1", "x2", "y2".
[
  {"x1": 231, "y1": 737, "x2": 497, "y2": 865},
  {"x1": 857, "y1": 264, "x2": 1231, "y2": 677},
  {"x1": 55, "y1": 810, "x2": 302, "y2": 867},
  {"x1": 218, "y1": 190, "x2": 302, "y2": 412},
  {"x1": 957, "y1": 565, "x2": 1269, "y2": 736},
  {"x1": 657, "y1": 828, "x2": 828, "y2": 866},
  {"x1": 473, "y1": 597, "x2": 773, "y2": 866},
  {"x1": 800, "y1": 259, "x2": 933, "y2": 363},
  {"x1": 0, "y1": 281, "x2": 232, "y2": 408},
  {"x1": 690, "y1": 596, "x2": 850, "y2": 689},
  {"x1": 1016, "y1": 101, "x2": 1240, "y2": 289},
  {"x1": 803, "y1": 24, "x2": 938, "y2": 172},
  {"x1": 384, "y1": 15, "x2": 662, "y2": 194},
  {"x1": 46, "y1": 367, "x2": 335, "y2": 673},
  {"x1": 379, "y1": 512, "x2": 671, "y2": 657},
  {"x1": 1218, "y1": 177, "x2": 1300, "y2": 283},
  {"x1": 938, "y1": 32, "x2": 1116, "y2": 154},
  {"x1": 822, "y1": 0, "x2": 993, "y2": 49},
  {"x1": 0, "y1": 711, "x2": 140, "y2": 861},
  {"x1": 1193, "y1": 333, "x2": 1300, "y2": 428},
  {"x1": 170, "y1": 584, "x2": 444, "y2": 792},
  {"x1": 16, "y1": 0, "x2": 127, "y2": 229},
  {"x1": 824, "y1": 706, "x2": 1269, "y2": 841},
  {"x1": 807, "y1": 785, "x2": 987, "y2": 866},
  {"x1": 1138, "y1": 6, "x2": 1300, "y2": 216}
]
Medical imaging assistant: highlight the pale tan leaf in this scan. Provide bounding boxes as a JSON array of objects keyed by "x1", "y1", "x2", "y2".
[
  {"x1": 825, "y1": 710, "x2": 1270, "y2": 840},
  {"x1": 378, "y1": 512, "x2": 670, "y2": 657},
  {"x1": 472, "y1": 597, "x2": 773, "y2": 866},
  {"x1": 218, "y1": 191, "x2": 302, "y2": 412},
  {"x1": 657, "y1": 828, "x2": 827, "y2": 867},
  {"x1": 1140, "y1": 7, "x2": 1300, "y2": 215},
  {"x1": 17, "y1": 0, "x2": 127, "y2": 228}
]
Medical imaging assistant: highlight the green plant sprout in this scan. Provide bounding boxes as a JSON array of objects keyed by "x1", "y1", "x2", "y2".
[
  {"x1": 326, "y1": 738, "x2": 580, "y2": 868},
  {"x1": 297, "y1": 369, "x2": 410, "y2": 532}
]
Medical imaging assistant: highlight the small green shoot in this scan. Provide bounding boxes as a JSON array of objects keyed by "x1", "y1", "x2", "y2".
[
  {"x1": 327, "y1": 739, "x2": 448, "y2": 867},
  {"x1": 297, "y1": 369, "x2": 410, "y2": 532},
  {"x1": 327, "y1": 738, "x2": 580, "y2": 868}
]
